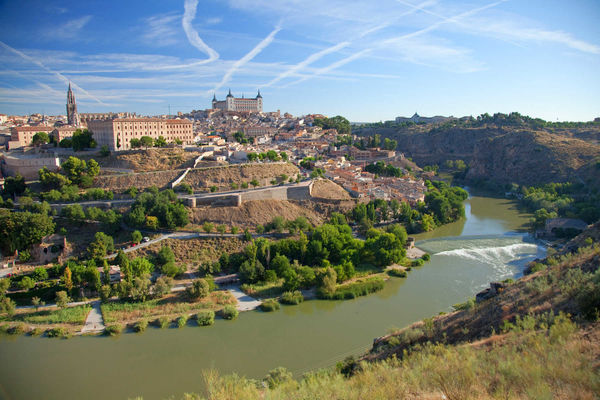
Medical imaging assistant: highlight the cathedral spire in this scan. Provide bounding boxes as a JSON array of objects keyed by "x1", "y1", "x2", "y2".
[{"x1": 66, "y1": 82, "x2": 79, "y2": 126}]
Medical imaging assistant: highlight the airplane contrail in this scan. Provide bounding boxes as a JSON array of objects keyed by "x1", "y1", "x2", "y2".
[
  {"x1": 0, "y1": 40, "x2": 106, "y2": 105},
  {"x1": 182, "y1": 0, "x2": 219, "y2": 62},
  {"x1": 288, "y1": 0, "x2": 505, "y2": 86},
  {"x1": 213, "y1": 24, "x2": 281, "y2": 92},
  {"x1": 264, "y1": 0, "x2": 436, "y2": 88}
]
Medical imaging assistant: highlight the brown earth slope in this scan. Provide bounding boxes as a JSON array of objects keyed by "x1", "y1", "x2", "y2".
[
  {"x1": 84, "y1": 148, "x2": 205, "y2": 172},
  {"x1": 94, "y1": 162, "x2": 300, "y2": 192},
  {"x1": 183, "y1": 162, "x2": 299, "y2": 191}
]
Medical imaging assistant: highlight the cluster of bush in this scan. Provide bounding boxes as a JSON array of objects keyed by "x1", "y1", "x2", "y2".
[
  {"x1": 510, "y1": 182, "x2": 600, "y2": 229},
  {"x1": 39, "y1": 156, "x2": 100, "y2": 190},
  {"x1": 350, "y1": 181, "x2": 467, "y2": 234},
  {"x1": 217, "y1": 214, "x2": 408, "y2": 300},
  {"x1": 256, "y1": 216, "x2": 312, "y2": 235},
  {"x1": 126, "y1": 188, "x2": 188, "y2": 230},
  {"x1": 40, "y1": 187, "x2": 114, "y2": 203},
  {"x1": 246, "y1": 150, "x2": 287, "y2": 162}
]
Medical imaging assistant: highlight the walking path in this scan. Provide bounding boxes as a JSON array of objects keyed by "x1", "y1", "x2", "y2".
[
  {"x1": 222, "y1": 284, "x2": 261, "y2": 311},
  {"x1": 81, "y1": 301, "x2": 105, "y2": 334}
]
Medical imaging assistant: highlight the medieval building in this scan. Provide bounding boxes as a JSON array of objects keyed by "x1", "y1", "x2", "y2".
[{"x1": 212, "y1": 89, "x2": 263, "y2": 112}]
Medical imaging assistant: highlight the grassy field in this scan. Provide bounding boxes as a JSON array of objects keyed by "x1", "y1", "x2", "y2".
[
  {"x1": 2, "y1": 305, "x2": 91, "y2": 325},
  {"x1": 160, "y1": 317, "x2": 599, "y2": 400},
  {"x1": 100, "y1": 291, "x2": 235, "y2": 324}
]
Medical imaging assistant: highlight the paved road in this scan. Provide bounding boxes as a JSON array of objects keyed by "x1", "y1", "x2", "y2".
[{"x1": 81, "y1": 301, "x2": 105, "y2": 333}]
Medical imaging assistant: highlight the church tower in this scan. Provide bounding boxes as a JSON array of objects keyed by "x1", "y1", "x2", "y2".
[{"x1": 66, "y1": 83, "x2": 80, "y2": 126}]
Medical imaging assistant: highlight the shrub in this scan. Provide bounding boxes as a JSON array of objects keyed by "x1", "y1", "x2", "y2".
[
  {"x1": 19, "y1": 250, "x2": 31, "y2": 263},
  {"x1": 29, "y1": 327, "x2": 44, "y2": 336},
  {"x1": 220, "y1": 305, "x2": 238, "y2": 320},
  {"x1": 134, "y1": 319, "x2": 148, "y2": 333},
  {"x1": 196, "y1": 310, "x2": 215, "y2": 326},
  {"x1": 388, "y1": 269, "x2": 407, "y2": 278},
  {"x1": 177, "y1": 315, "x2": 188, "y2": 328},
  {"x1": 280, "y1": 291, "x2": 304, "y2": 305},
  {"x1": 157, "y1": 316, "x2": 170, "y2": 329},
  {"x1": 319, "y1": 277, "x2": 384, "y2": 300},
  {"x1": 8, "y1": 324, "x2": 26, "y2": 335},
  {"x1": 422, "y1": 253, "x2": 431, "y2": 261},
  {"x1": 105, "y1": 324, "x2": 124, "y2": 336},
  {"x1": 264, "y1": 367, "x2": 293, "y2": 389},
  {"x1": 412, "y1": 259, "x2": 425, "y2": 267},
  {"x1": 260, "y1": 299, "x2": 280, "y2": 312},
  {"x1": 186, "y1": 279, "x2": 210, "y2": 300},
  {"x1": 46, "y1": 326, "x2": 68, "y2": 338}
]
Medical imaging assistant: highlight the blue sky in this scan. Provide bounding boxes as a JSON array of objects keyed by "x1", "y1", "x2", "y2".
[{"x1": 0, "y1": 0, "x2": 599, "y2": 121}]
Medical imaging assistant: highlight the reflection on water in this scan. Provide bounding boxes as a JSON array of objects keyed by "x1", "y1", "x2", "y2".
[{"x1": 0, "y1": 196, "x2": 545, "y2": 400}]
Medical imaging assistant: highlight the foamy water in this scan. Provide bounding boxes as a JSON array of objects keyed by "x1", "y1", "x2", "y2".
[{"x1": 418, "y1": 235, "x2": 544, "y2": 280}]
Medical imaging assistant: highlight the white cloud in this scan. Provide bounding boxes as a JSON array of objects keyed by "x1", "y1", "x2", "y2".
[
  {"x1": 204, "y1": 17, "x2": 222, "y2": 25},
  {"x1": 141, "y1": 14, "x2": 180, "y2": 47},
  {"x1": 50, "y1": 15, "x2": 93, "y2": 39}
]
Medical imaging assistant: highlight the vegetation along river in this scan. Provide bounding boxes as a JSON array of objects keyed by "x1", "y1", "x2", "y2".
[{"x1": 0, "y1": 193, "x2": 546, "y2": 400}]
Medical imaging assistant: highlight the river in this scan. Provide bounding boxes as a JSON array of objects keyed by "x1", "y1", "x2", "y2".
[{"x1": 0, "y1": 194, "x2": 545, "y2": 400}]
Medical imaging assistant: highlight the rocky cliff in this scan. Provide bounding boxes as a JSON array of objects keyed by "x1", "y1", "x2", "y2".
[{"x1": 355, "y1": 125, "x2": 600, "y2": 186}]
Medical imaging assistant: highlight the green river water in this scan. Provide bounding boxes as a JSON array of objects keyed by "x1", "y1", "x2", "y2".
[{"x1": 0, "y1": 194, "x2": 546, "y2": 400}]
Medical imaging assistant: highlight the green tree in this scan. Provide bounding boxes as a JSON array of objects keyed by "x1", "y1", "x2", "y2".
[
  {"x1": 3, "y1": 174, "x2": 26, "y2": 197},
  {"x1": 19, "y1": 276, "x2": 36, "y2": 291},
  {"x1": 31, "y1": 296, "x2": 43, "y2": 311},
  {"x1": 0, "y1": 209, "x2": 55, "y2": 254},
  {"x1": 186, "y1": 278, "x2": 210, "y2": 300},
  {"x1": 154, "y1": 136, "x2": 167, "y2": 147},
  {"x1": 55, "y1": 290, "x2": 71, "y2": 309},
  {"x1": 217, "y1": 224, "x2": 227, "y2": 235},
  {"x1": 32, "y1": 267, "x2": 48, "y2": 281},
  {"x1": 131, "y1": 273, "x2": 152, "y2": 302},
  {"x1": 32, "y1": 131, "x2": 50, "y2": 146},
  {"x1": 320, "y1": 267, "x2": 337, "y2": 296},
  {"x1": 63, "y1": 266, "x2": 73, "y2": 291},
  {"x1": 0, "y1": 297, "x2": 16, "y2": 317},
  {"x1": 88, "y1": 232, "x2": 114, "y2": 260},
  {"x1": 39, "y1": 167, "x2": 70, "y2": 190},
  {"x1": 153, "y1": 276, "x2": 173, "y2": 297},
  {"x1": 140, "y1": 136, "x2": 153, "y2": 148},
  {"x1": 132, "y1": 230, "x2": 142, "y2": 244},
  {"x1": 203, "y1": 222, "x2": 214, "y2": 233},
  {"x1": 100, "y1": 145, "x2": 110, "y2": 156},
  {"x1": 130, "y1": 257, "x2": 154, "y2": 278},
  {"x1": 250, "y1": 179, "x2": 260, "y2": 187},
  {"x1": 71, "y1": 129, "x2": 96, "y2": 151},
  {"x1": 130, "y1": 138, "x2": 141, "y2": 148},
  {"x1": 157, "y1": 245, "x2": 175, "y2": 266}
]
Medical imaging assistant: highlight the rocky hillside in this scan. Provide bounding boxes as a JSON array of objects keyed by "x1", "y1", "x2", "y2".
[
  {"x1": 355, "y1": 124, "x2": 600, "y2": 186},
  {"x1": 365, "y1": 232, "x2": 600, "y2": 364}
]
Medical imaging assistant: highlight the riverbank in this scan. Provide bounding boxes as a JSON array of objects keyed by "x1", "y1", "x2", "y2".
[{"x1": 0, "y1": 195, "x2": 543, "y2": 400}]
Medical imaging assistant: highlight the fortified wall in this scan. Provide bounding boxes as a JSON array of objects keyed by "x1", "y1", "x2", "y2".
[{"x1": 183, "y1": 181, "x2": 313, "y2": 208}]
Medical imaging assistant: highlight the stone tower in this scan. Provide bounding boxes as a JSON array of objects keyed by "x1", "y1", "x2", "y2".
[{"x1": 66, "y1": 83, "x2": 80, "y2": 126}]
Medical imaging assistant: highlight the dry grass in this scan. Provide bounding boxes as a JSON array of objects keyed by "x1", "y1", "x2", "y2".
[{"x1": 100, "y1": 291, "x2": 235, "y2": 324}]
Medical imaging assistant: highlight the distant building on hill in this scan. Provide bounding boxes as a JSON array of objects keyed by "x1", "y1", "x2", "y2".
[
  {"x1": 212, "y1": 89, "x2": 263, "y2": 113},
  {"x1": 395, "y1": 113, "x2": 452, "y2": 124}
]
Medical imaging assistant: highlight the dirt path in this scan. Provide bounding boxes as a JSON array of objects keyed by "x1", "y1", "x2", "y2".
[
  {"x1": 222, "y1": 284, "x2": 261, "y2": 311},
  {"x1": 81, "y1": 301, "x2": 105, "y2": 333}
]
